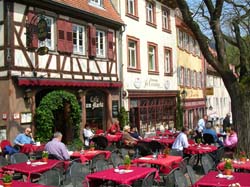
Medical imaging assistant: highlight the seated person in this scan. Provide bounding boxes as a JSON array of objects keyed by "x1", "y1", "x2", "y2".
[
  {"x1": 14, "y1": 128, "x2": 35, "y2": 147},
  {"x1": 122, "y1": 125, "x2": 138, "y2": 146},
  {"x1": 129, "y1": 127, "x2": 142, "y2": 140},
  {"x1": 107, "y1": 120, "x2": 120, "y2": 134},
  {"x1": 203, "y1": 122, "x2": 223, "y2": 146},
  {"x1": 83, "y1": 124, "x2": 95, "y2": 147},
  {"x1": 172, "y1": 127, "x2": 189, "y2": 157},
  {"x1": 45, "y1": 132, "x2": 70, "y2": 160},
  {"x1": 224, "y1": 127, "x2": 238, "y2": 149}
]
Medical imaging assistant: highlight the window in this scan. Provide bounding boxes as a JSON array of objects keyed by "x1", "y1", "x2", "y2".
[
  {"x1": 73, "y1": 24, "x2": 85, "y2": 54},
  {"x1": 96, "y1": 30, "x2": 106, "y2": 57},
  {"x1": 127, "y1": 0, "x2": 135, "y2": 15},
  {"x1": 148, "y1": 44, "x2": 158, "y2": 72},
  {"x1": 128, "y1": 39, "x2": 138, "y2": 68},
  {"x1": 39, "y1": 16, "x2": 54, "y2": 50},
  {"x1": 89, "y1": 0, "x2": 103, "y2": 7},
  {"x1": 162, "y1": 7, "x2": 170, "y2": 31},
  {"x1": 164, "y1": 47, "x2": 172, "y2": 75},
  {"x1": 179, "y1": 66, "x2": 184, "y2": 86},
  {"x1": 146, "y1": 1, "x2": 155, "y2": 25}
]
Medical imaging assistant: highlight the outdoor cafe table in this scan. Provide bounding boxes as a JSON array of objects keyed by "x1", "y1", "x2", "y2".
[
  {"x1": 133, "y1": 155, "x2": 182, "y2": 173},
  {"x1": 217, "y1": 159, "x2": 250, "y2": 171},
  {"x1": 0, "y1": 180, "x2": 55, "y2": 187},
  {"x1": 184, "y1": 144, "x2": 217, "y2": 155},
  {"x1": 193, "y1": 171, "x2": 250, "y2": 187},
  {"x1": 2, "y1": 159, "x2": 62, "y2": 182},
  {"x1": 142, "y1": 136, "x2": 176, "y2": 146},
  {"x1": 86, "y1": 166, "x2": 158, "y2": 186},
  {"x1": 20, "y1": 144, "x2": 45, "y2": 154},
  {"x1": 70, "y1": 150, "x2": 111, "y2": 163}
]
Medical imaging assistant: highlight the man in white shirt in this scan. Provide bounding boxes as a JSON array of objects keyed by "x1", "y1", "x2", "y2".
[
  {"x1": 171, "y1": 127, "x2": 189, "y2": 157},
  {"x1": 197, "y1": 115, "x2": 208, "y2": 133},
  {"x1": 83, "y1": 124, "x2": 94, "y2": 147}
]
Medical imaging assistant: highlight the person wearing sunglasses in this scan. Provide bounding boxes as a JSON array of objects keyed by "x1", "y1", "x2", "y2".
[{"x1": 14, "y1": 127, "x2": 35, "y2": 147}]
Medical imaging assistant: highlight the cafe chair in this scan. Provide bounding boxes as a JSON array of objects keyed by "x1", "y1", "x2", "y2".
[
  {"x1": 214, "y1": 146, "x2": 225, "y2": 166},
  {"x1": 64, "y1": 162, "x2": 90, "y2": 187},
  {"x1": 82, "y1": 179, "x2": 90, "y2": 187},
  {"x1": 201, "y1": 154, "x2": 216, "y2": 174},
  {"x1": 0, "y1": 155, "x2": 9, "y2": 167},
  {"x1": 186, "y1": 165, "x2": 197, "y2": 185},
  {"x1": 133, "y1": 171, "x2": 157, "y2": 187},
  {"x1": 90, "y1": 136, "x2": 108, "y2": 150},
  {"x1": 169, "y1": 149, "x2": 182, "y2": 157},
  {"x1": 48, "y1": 153, "x2": 61, "y2": 160},
  {"x1": 174, "y1": 170, "x2": 188, "y2": 187},
  {"x1": 203, "y1": 133, "x2": 215, "y2": 145},
  {"x1": 179, "y1": 157, "x2": 189, "y2": 174},
  {"x1": 52, "y1": 160, "x2": 65, "y2": 184},
  {"x1": 10, "y1": 152, "x2": 28, "y2": 164},
  {"x1": 90, "y1": 152, "x2": 106, "y2": 172},
  {"x1": 148, "y1": 141, "x2": 164, "y2": 153},
  {"x1": 162, "y1": 167, "x2": 180, "y2": 187},
  {"x1": 95, "y1": 159, "x2": 110, "y2": 171},
  {"x1": 110, "y1": 151, "x2": 124, "y2": 168},
  {"x1": 38, "y1": 169, "x2": 61, "y2": 186},
  {"x1": 188, "y1": 154, "x2": 199, "y2": 167}
]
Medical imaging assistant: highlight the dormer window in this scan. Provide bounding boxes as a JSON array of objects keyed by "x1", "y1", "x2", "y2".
[{"x1": 89, "y1": 0, "x2": 103, "y2": 7}]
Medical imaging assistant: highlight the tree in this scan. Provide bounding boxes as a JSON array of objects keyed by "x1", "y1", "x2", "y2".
[{"x1": 174, "y1": 0, "x2": 250, "y2": 152}]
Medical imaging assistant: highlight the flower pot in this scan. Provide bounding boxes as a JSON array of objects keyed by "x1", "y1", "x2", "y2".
[
  {"x1": 164, "y1": 154, "x2": 168, "y2": 158},
  {"x1": 224, "y1": 169, "x2": 232, "y2": 175},
  {"x1": 3, "y1": 182, "x2": 12, "y2": 187},
  {"x1": 90, "y1": 147, "x2": 95, "y2": 151},
  {"x1": 124, "y1": 164, "x2": 131, "y2": 170},
  {"x1": 42, "y1": 157, "x2": 48, "y2": 163},
  {"x1": 240, "y1": 157, "x2": 246, "y2": 163}
]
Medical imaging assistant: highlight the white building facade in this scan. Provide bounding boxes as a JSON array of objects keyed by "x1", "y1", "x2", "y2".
[{"x1": 112, "y1": 0, "x2": 179, "y2": 133}]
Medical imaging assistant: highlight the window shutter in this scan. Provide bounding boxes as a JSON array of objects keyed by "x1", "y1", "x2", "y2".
[
  {"x1": 88, "y1": 24, "x2": 96, "y2": 57},
  {"x1": 107, "y1": 31, "x2": 114, "y2": 60},
  {"x1": 57, "y1": 19, "x2": 73, "y2": 53},
  {"x1": 26, "y1": 11, "x2": 38, "y2": 49}
]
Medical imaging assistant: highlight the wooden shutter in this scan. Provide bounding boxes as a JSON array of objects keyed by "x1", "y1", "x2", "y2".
[
  {"x1": 26, "y1": 11, "x2": 38, "y2": 49},
  {"x1": 57, "y1": 19, "x2": 73, "y2": 53},
  {"x1": 107, "y1": 31, "x2": 114, "y2": 60},
  {"x1": 88, "y1": 24, "x2": 96, "y2": 57}
]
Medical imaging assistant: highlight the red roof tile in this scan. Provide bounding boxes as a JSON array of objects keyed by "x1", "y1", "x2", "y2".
[{"x1": 53, "y1": 0, "x2": 123, "y2": 25}]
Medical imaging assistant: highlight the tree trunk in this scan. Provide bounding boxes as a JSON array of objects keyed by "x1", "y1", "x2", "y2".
[{"x1": 231, "y1": 91, "x2": 250, "y2": 154}]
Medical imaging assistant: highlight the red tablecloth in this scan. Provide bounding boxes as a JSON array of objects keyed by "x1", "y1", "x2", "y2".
[
  {"x1": 105, "y1": 133, "x2": 123, "y2": 142},
  {"x1": 217, "y1": 160, "x2": 250, "y2": 171},
  {"x1": 0, "y1": 180, "x2": 54, "y2": 187},
  {"x1": 184, "y1": 144, "x2": 217, "y2": 155},
  {"x1": 133, "y1": 155, "x2": 182, "y2": 173},
  {"x1": 20, "y1": 144, "x2": 45, "y2": 154},
  {"x1": 193, "y1": 171, "x2": 250, "y2": 187},
  {"x1": 71, "y1": 150, "x2": 111, "y2": 163},
  {"x1": 2, "y1": 159, "x2": 62, "y2": 181},
  {"x1": 86, "y1": 166, "x2": 158, "y2": 186},
  {"x1": 142, "y1": 137, "x2": 176, "y2": 146}
]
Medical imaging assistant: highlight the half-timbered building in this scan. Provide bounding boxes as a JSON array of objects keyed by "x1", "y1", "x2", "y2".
[{"x1": 0, "y1": 0, "x2": 124, "y2": 142}]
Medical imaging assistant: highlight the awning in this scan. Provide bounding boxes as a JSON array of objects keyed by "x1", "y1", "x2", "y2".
[{"x1": 17, "y1": 77, "x2": 122, "y2": 88}]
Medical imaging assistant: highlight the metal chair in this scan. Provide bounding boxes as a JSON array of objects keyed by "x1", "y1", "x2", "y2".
[
  {"x1": 188, "y1": 154, "x2": 199, "y2": 167},
  {"x1": 0, "y1": 155, "x2": 9, "y2": 166},
  {"x1": 133, "y1": 171, "x2": 156, "y2": 187},
  {"x1": 10, "y1": 152, "x2": 28, "y2": 164},
  {"x1": 186, "y1": 165, "x2": 197, "y2": 185},
  {"x1": 38, "y1": 169, "x2": 61, "y2": 186},
  {"x1": 174, "y1": 170, "x2": 188, "y2": 187},
  {"x1": 169, "y1": 149, "x2": 182, "y2": 157},
  {"x1": 110, "y1": 151, "x2": 124, "y2": 168},
  {"x1": 95, "y1": 159, "x2": 110, "y2": 171},
  {"x1": 203, "y1": 133, "x2": 215, "y2": 145},
  {"x1": 90, "y1": 136, "x2": 108, "y2": 150},
  {"x1": 48, "y1": 153, "x2": 61, "y2": 160},
  {"x1": 162, "y1": 167, "x2": 179, "y2": 187},
  {"x1": 201, "y1": 154, "x2": 216, "y2": 174},
  {"x1": 90, "y1": 152, "x2": 106, "y2": 172},
  {"x1": 179, "y1": 157, "x2": 189, "y2": 174}
]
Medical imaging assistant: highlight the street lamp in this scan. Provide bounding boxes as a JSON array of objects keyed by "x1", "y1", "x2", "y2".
[{"x1": 181, "y1": 89, "x2": 187, "y2": 127}]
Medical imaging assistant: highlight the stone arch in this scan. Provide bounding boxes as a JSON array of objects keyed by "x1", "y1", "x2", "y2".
[{"x1": 35, "y1": 90, "x2": 81, "y2": 143}]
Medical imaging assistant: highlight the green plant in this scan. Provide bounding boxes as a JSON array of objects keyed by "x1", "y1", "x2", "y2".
[
  {"x1": 224, "y1": 159, "x2": 233, "y2": 169},
  {"x1": 124, "y1": 155, "x2": 131, "y2": 165},
  {"x1": 118, "y1": 107, "x2": 129, "y2": 129},
  {"x1": 163, "y1": 147, "x2": 170, "y2": 155},
  {"x1": 239, "y1": 151, "x2": 246, "y2": 158},
  {"x1": 42, "y1": 151, "x2": 49, "y2": 158},
  {"x1": 197, "y1": 138, "x2": 202, "y2": 144},
  {"x1": 89, "y1": 142, "x2": 95, "y2": 148},
  {"x1": 35, "y1": 90, "x2": 81, "y2": 142},
  {"x1": 67, "y1": 138, "x2": 83, "y2": 151},
  {"x1": 3, "y1": 171, "x2": 14, "y2": 183}
]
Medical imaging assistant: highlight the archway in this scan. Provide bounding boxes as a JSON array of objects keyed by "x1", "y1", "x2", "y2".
[{"x1": 35, "y1": 90, "x2": 81, "y2": 144}]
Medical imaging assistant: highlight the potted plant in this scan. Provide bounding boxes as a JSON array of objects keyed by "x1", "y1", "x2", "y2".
[
  {"x1": 124, "y1": 155, "x2": 131, "y2": 170},
  {"x1": 239, "y1": 151, "x2": 247, "y2": 162},
  {"x1": 224, "y1": 158, "x2": 233, "y2": 175},
  {"x1": 3, "y1": 171, "x2": 14, "y2": 187},
  {"x1": 163, "y1": 147, "x2": 170, "y2": 158},
  {"x1": 89, "y1": 142, "x2": 95, "y2": 151},
  {"x1": 42, "y1": 151, "x2": 49, "y2": 162}
]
